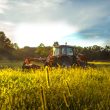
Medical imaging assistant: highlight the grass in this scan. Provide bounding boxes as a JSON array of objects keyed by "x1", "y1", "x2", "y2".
[
  {"x1": 0, "y1": 62, "x2": 110, "y2": 110},
  {"x1": 0, "y1": 60, "x2": 23, "y2": 68},
  {"x1": 89, "y1": 61, "x2": 110, "y2": 65},
  {"x1": 0, "y1": 60, "x2": 43, "y2": 69},
  {"x1": 88, "y1": 61, "x2": 110, "y2": 68}
]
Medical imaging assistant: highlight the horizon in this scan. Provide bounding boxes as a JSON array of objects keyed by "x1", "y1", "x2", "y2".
[{"x1": 0, "y1": 0, "x2": 110, "y2": 48}]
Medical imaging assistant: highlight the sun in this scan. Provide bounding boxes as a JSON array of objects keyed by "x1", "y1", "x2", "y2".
[{"x1": 14, "y1": 22, "x2": 78, "y2": 47}]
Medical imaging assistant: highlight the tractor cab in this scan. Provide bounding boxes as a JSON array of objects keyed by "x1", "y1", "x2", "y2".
[
  {"x1": 49, "y1": 45, "x2": 76, "y2": 67},
  {"x1": 53, "y1": 45, "x2": 75, "y2": 57}
]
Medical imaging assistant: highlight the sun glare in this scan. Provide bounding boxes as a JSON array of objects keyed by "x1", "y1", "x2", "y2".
[{"x1": 14, "y1": 22, "x2": 77, "y2": 47}]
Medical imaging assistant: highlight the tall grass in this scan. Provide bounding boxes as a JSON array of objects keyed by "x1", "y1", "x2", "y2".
[{"x1": 0, "y1": 66, "x2": 110, "y2": 110}]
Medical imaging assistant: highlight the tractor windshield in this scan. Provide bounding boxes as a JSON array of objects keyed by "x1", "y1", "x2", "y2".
[
  {"x1": 67, "y1": 47, "x2": 73, "y2": 55},
  {"x1": 62, "y1": 47, "x2": 73, "y2": 55},
  {"x1": 53, "y1": 46, "x2": 74, "y2": 56},
  {"x1": 53, "y1": 47, "x2": 60, "y2": 56}
]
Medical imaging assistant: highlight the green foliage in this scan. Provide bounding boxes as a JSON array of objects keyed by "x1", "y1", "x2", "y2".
[
  {"x1": 53, "y1": 41, "x2": 59, "y2": 46},
  {"x1": 0, "y1": 66, "x2": 110, "y2": 110},
  {"x1": 36, "y1": 46, "x2": 52, "y2": 57},
  {"x1": 0, "y1": 32, "x2": 13, "y2": 50},
  {"x1": 0, "y1": 32, "x2": 110, "y2": 61},
  {"x1": 0, "y1": 31, "x2": 17, "y2": 60},
  {"x1": 75, "y1": 45, "x2": 110, "y2": 61}
]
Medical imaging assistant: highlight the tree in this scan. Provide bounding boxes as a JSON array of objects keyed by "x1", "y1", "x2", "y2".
[
  {"x1": 0, "y1": 31, "x2": 16, "y2": 60},
  {"x1": 13, "y1": 43, "x2": 19, "y2": 50},
  {"x1": 53, "y1": 41, "x2": 59, "y2": 46},
  {"x1": 36, "y1": 44, "x2": 52, "y2": 57},
  {"x1": 39, "y1": 43, "x2": 45, "y2": 47},
  {"x1": 0, "y1": 31, "x2": 14, "y2": 50}
]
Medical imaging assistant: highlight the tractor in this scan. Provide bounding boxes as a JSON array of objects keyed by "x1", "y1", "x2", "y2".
[
  {"x1": 22, "y1": 45, "x2": 87, "y2": 70},
  {"x1": 44, "y1": 45, "x2": 83, "y2": 67}
]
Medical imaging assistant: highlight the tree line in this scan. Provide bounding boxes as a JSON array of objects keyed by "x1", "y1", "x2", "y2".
[{"x1": 0, "y1": 31, "x2": 110, "y2": 61}]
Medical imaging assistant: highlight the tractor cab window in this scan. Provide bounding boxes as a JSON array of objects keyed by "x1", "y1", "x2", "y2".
[
  {"x1": 53, "y1": 47, "x2": 60, "y2": 56},
  {"x1": 67, "y1": 47, "x2": 73, "y2": 55},
  {"x1": 62, "y1": 47, "x2": 67, "y2": 55}
]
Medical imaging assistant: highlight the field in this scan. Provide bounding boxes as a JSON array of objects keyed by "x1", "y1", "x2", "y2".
[{"x1": 0, "y1": 61, "x2": 110, "y2": 110}]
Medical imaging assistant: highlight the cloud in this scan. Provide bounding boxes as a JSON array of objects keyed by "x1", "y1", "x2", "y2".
[
  {"x1": 0, "y1": 0, "x2": 110, "y2": 46},
  {"x1": 61, "y1": 34, "x2": 106, "y2": 47},
  {"x1": 0, "y1": 0, "x2": 9, "y2": 14},
  {"x1": 13, "y1": 22, "x2": 77, "y2": 47},
  {"x1": 0, "y1": 21, "x2": 16, "y2": 42},
  {"x1": 104, "y1": 40, "x2": 110, "y2": 46},
  {"x1": 2, "y1": 0, "x2": 109, "y2": 24}
]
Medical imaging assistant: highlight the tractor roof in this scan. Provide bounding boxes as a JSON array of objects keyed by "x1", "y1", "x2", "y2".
[{"x1": 53, "y1": 45, "x2": 74, "y2": 48}]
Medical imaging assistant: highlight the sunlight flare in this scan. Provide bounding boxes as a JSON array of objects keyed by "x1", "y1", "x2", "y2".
[{"x1": 14, "y1": 22, "x2": 78, "y2": 47}]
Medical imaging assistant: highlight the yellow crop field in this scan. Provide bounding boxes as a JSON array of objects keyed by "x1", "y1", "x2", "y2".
[{"x1": 0, "y1": 66, "x2": 110, "y2": 110}]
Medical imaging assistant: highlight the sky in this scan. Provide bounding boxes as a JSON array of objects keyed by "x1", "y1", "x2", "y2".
[{"x1": 0, "y1": 0, "x2": 110, "y2": 47}]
